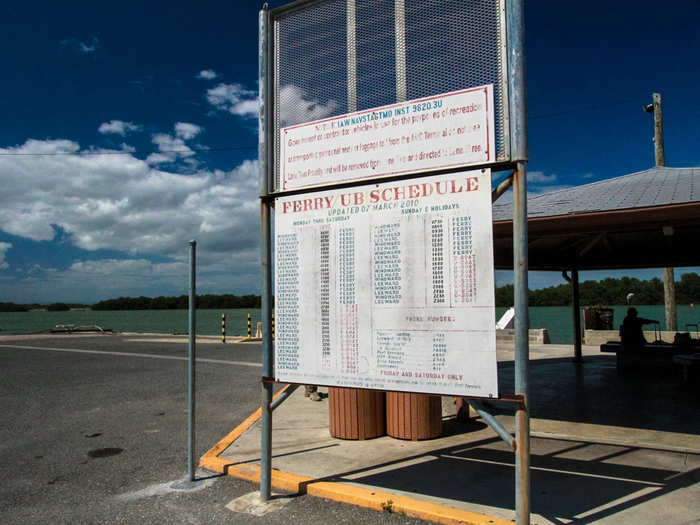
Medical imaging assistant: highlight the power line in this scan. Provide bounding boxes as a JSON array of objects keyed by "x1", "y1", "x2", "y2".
[
  {"x1": 0, "y1": 145, "x2": 257, "y2": 157},
  {"x1": 529, "y1": 97, "x2": 638, "y2": 120},
  {"x1": 0, "y1": 97, "x2": 662, "y2": 157}
]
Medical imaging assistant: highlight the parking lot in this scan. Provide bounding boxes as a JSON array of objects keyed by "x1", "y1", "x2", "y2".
[{"x1": 0, "y1": 334, "x2": 427, "y2": 524}]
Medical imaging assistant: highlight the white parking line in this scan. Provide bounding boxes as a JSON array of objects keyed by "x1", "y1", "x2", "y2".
[{"x1": 0, "y1": 344, "x2": 261, "y2": 367}]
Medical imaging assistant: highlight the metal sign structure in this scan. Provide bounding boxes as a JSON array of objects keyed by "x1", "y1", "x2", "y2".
[{"x1": 258, "y1": 0, "x2": 530, "y2": 522}]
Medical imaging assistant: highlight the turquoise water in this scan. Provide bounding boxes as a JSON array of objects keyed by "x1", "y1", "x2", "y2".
[
  {"x1": 2, "y1": 305, "x2": 699, "y2": 342},
  {"x1": 0, "y1": 309, "x2": 261, "y2": 336},
  {"x1": 497, "y1": 304, "x2": 700, "y2": 344}
]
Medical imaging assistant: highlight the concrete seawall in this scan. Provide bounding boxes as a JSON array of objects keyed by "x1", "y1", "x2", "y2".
[
  {"x1": 584, "y1": 329, "x2": 695, "y2": 346},
  {"x1": 496, "y1": 328, "x2": 550, "y2": 345}
]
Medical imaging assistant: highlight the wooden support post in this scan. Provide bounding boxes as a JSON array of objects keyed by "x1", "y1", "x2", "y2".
[{"x1": 648, "y1": 93, "x2": 677, "y2": 332}]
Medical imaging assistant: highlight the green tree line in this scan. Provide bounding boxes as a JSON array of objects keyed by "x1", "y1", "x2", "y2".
[
  {"x1": 4, "y1": 273, "x2": 700, "y2": 311},
  {"x1": 0, "y1": 302, "x2": 86, "y2": 312},
  {"x1": 91, "y1": 293, "x2": 261, "y2": 310},
  {"x1": 495, "y1": 273, "x2": 700, "y2": 307}
]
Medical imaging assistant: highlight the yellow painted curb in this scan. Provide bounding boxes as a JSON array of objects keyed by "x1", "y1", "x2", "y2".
[
  {"x1": 307, "y1": 482, "x2": 513, "y2": 525},
  {"x1": 199, "y1": 385, "x2": 512, "y2": 525}
]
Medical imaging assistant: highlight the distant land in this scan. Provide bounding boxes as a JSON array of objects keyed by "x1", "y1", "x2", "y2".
[
  {"x1": 0, "y1": 293, "x2": 261, "y2": 312},
  {"x1": 2, "y1": 274, "x2": 700, "y2": 312}
]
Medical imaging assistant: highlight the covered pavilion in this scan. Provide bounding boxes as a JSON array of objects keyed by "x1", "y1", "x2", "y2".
[{"x1": 491, "y1": 166, "x2": 700, "y2": 357}]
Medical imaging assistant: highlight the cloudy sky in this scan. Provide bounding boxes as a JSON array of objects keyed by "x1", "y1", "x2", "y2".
[{"x1": 1, "y1": 1, "x2": 699, "y2": 303}]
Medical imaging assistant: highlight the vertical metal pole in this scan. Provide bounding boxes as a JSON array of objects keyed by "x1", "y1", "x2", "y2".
[
  {"x1": 572, "y1": 269, "x2": 582, "y2": 362},
  {"x1": 513, "y1": 164, "x2": 530, "y2": 525},
  {"x1": 259, "y1": 5, "x2": 274, "y2": 502},
  {"x1": 260, "y1": 204, "x2": 273, "y2": 500},
  {"x1": 222, "y1": 313, "x2": 226, "y2": 343},
  {"x1": 507, "y1": 0, "x2": 528, "y2": 162},
  {"x1": 188, "y1": 240, "x2": 197, "y2": 482},
  {"x1": 507, "y1": 0, "x2": 529, "y2": 522}
]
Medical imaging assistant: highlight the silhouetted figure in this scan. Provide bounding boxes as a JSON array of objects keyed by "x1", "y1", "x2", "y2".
[{"x1": 620, "y1": 307, "x2": 656, "y2": 348}]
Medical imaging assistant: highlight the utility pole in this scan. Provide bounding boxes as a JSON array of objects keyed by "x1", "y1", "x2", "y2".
[{"x1": 645, "y1": 93, "x2": 676, "y2": 331}]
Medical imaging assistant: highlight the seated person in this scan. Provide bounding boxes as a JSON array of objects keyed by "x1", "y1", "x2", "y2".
[{"x1": 620, "y1": 307, "x2": 656, "y2": 348}]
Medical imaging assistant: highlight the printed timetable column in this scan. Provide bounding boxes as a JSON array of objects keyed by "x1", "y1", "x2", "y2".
[
  {"x1": 319, "y1": 228, "x2": 331, "y2": 370},
  {"x1": 451, "y1": 215, "x2": 477, "y2": 304},
  {"x1": 275, "y1": 233, "x2": 300, "y2": 371},
  {"x1": 337, "y1": 226, "x2": 359, "y2": 374}
]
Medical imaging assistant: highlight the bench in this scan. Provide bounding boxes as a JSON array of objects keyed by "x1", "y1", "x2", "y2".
[{"x1": 600, "y1": 341, "x2": 698, "y2": 374}]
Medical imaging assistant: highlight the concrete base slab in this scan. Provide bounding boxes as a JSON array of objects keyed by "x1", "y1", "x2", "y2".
[
  {"x1": 115, "y1": 470, "x2": 218, "y2": 501},
  {"x1": 226, "y1": 491, "x2": 294, "y2": 516},
  {"x1": 202, "y1": 344, "x2": 700, "y2": 524}
]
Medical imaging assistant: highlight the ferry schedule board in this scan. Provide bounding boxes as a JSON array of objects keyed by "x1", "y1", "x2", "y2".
[
  {"x1": 280, "y1": 85, "x2": 495, "y2": 191},
  {"x1": 274, "y1": 170, "x2": 498, "y2": 397}
]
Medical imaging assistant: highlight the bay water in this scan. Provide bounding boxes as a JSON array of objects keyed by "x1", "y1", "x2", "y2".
[{"x1": 2, "y1": 305, "x2": 699, "y2": 343}]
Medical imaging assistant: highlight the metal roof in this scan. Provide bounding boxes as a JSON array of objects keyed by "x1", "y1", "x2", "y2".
[
  {"x1": 491, "y1": 167, "x2": 700, "y2": 270},
  {"x1": 492, "y1": 167, "x2": 700, "y2": 221}
]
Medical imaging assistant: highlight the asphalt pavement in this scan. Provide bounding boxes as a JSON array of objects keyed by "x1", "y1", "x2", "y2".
[{"x1": 0, "y1": 334, "x2": 429, "y2": 524}]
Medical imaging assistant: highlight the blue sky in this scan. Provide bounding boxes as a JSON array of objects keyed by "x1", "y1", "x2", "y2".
[{"x1": 1, "y1": 1, "x2": 699, "y2": 303}]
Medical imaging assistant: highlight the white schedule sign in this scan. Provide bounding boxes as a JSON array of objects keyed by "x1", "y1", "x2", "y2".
[
  {"x1": 280, "y1": 85, "x2": 495, "y2": 191},
  {"x1": 274, "y1": 170, "x2": 498, "y2": 397}
]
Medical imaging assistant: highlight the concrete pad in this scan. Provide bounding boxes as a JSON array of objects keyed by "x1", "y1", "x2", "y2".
[
  {"x1": 226, "y1": 491, "x2": 293, "y2": 516},
  {"x1": 204, "y1": 344, "x2": 700, "y2": 524}
]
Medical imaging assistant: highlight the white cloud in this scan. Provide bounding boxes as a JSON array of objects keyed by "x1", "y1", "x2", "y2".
[
  {"x1": 146, "y1": 123, "x2": 203, "y2": 166},
  {"x1": 60, "y1": 36, "x2": 99, "y2": 55},
  {"x1": 196, "y1": 69, "x2": 219, "y2": 80},
  {"x1": 0, "y1": 242, "x2": 11, "y2": 270},
  {"x1": 279, "y1": 85, "x2": 339, "y2": 126},
  {"x1": 174, "y1": 122, "x2": 202, "y2": 140},
  {"x1": 527, "y1": 171, "x2": 558, "y2": 184},
  {"x1": 98, "y1": 120, "x2": 141, "y2": 136},
  {"x1": 205, "y1": 83, "x2": 339, "y2": 125},
  {"x1": 0, "y1": 140, "x2": 260, "y2": 274},
  {"x1": 206, "y1": 83, "x2": 258, "y2": 117},
  {"x1": 4, "y1": 251, "x2": 261, "y2": 303}
]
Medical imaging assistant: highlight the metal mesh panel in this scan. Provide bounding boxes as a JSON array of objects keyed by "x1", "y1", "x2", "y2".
[{"x1": 272, "y1": 0, "x2": 508, "y2": 191}]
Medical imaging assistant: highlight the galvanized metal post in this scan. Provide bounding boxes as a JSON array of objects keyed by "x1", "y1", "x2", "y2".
[
  {"x1": 188, "y1": 239, "x2": 197, "y2": 482},
  {"x1": 260, "y1": 203, "x2": 273, "y2": 500},
  {"x1": 507, "y1": 0, "x2": 528, "y2": 163},
  {"x1": 259, "y1": 5, "x2": 274, "y2": 502},
  {"x1": 572, "y1": 269, "x2": 582, "y2": 362},
  {"x1": 507, "y1": 0, "x2": 529, "y2": 522},
  {"x1": 513, "y1": 164, "x2": 530, "y2": 525}
]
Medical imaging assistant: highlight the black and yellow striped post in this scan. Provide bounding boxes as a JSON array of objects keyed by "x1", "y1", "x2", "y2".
[
  {"x1": 221, "y1": 313, "x2": 226, "y2": 343},
  {"x1": 271, "y1": 313, "x2": 275, "y2": 339},
  {"x1": 247, "y1": 312, "x2": 252, "y2": 339}
]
